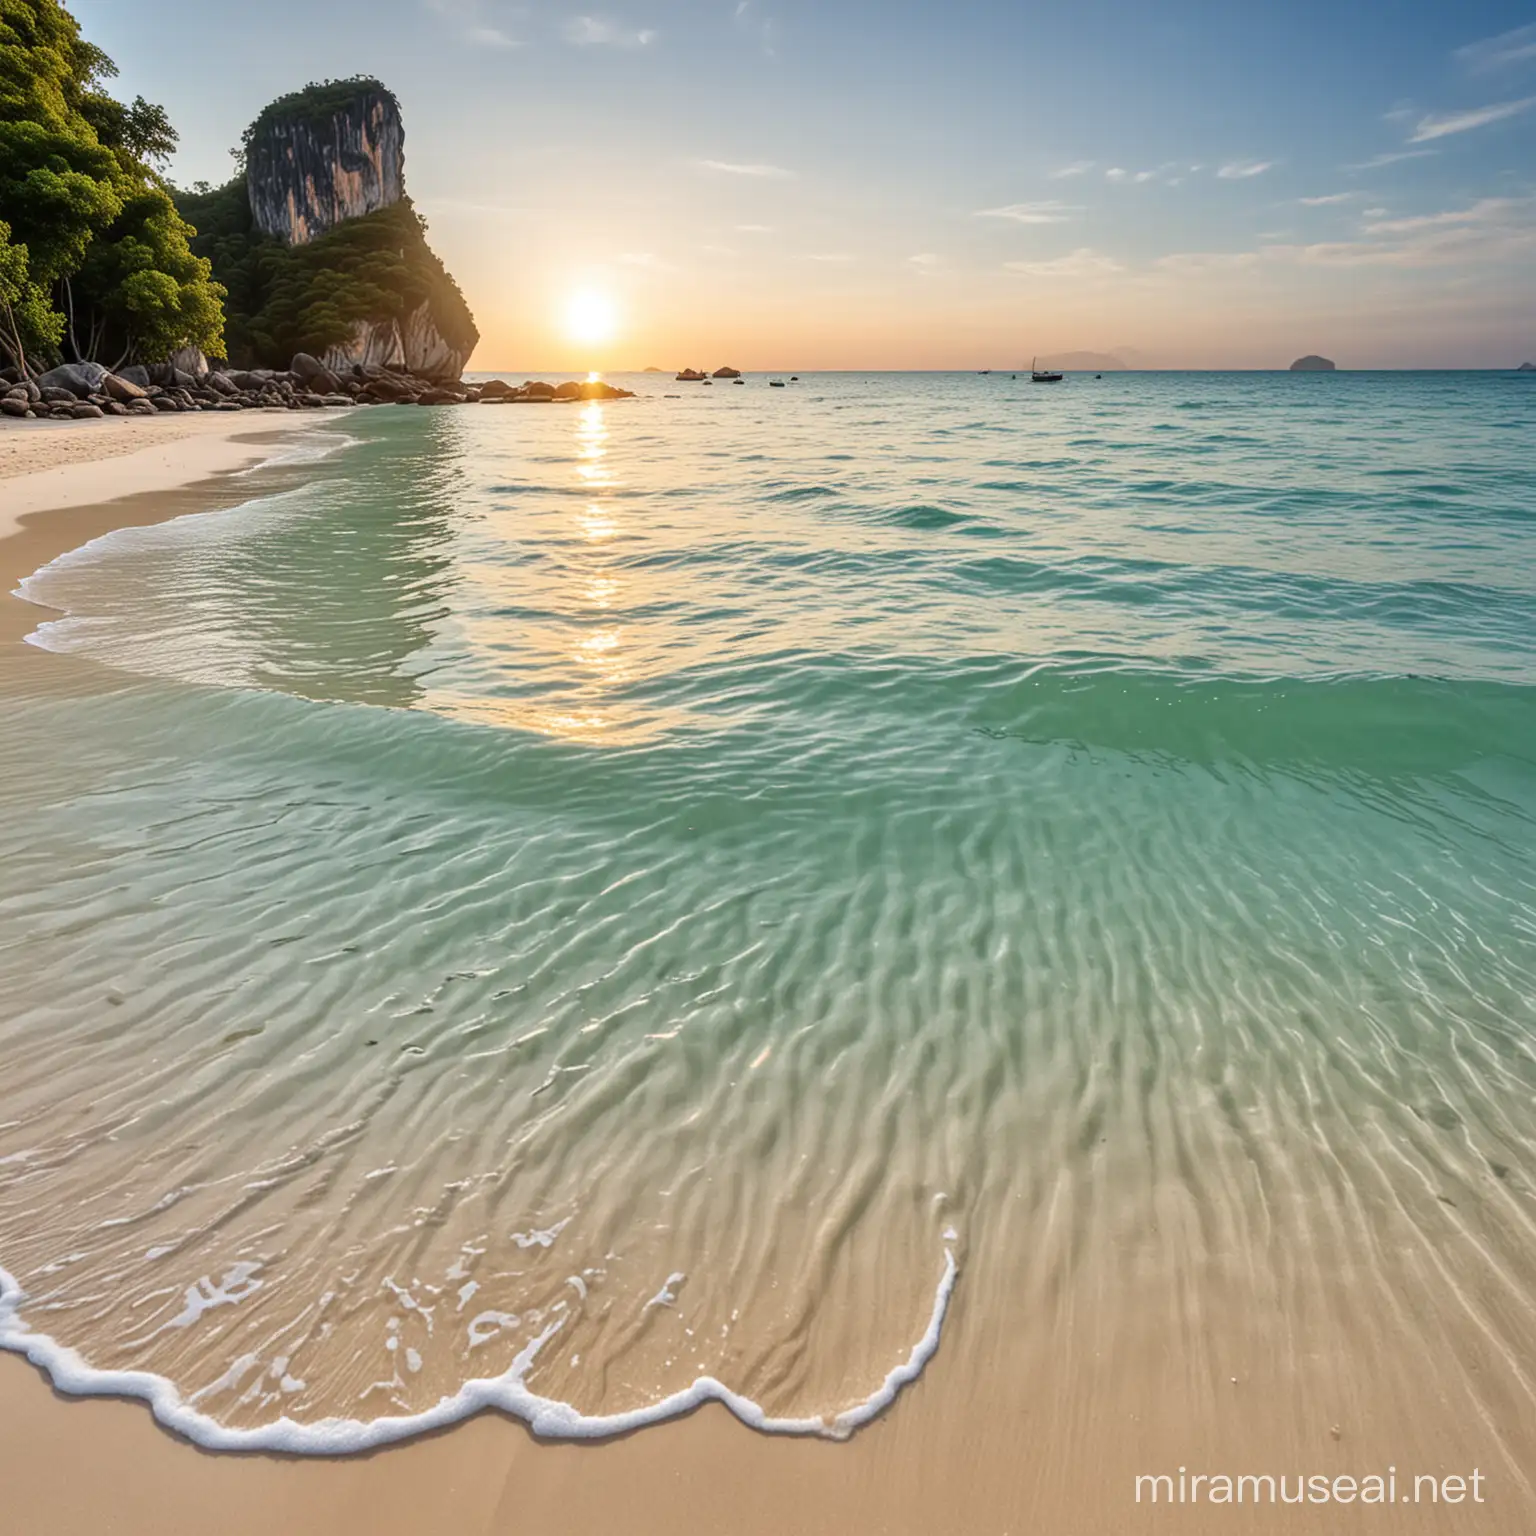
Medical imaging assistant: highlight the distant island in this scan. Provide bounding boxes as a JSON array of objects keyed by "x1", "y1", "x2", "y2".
[
  {"x1": 1289, "y1": 355, "x2": 1336, "y2": 371},
  {"x1": 1519, "y1": 361, "x2": 1535, "y2": 372}
]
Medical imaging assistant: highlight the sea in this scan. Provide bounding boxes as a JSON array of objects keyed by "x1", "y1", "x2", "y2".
[{"x1": 1, "y1": 369, "x2": 1533, "y2": 1456}]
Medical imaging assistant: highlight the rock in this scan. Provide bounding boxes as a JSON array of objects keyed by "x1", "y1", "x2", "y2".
[
  {"x1": 102, "y1": 372, "x2": 149, "y2": 402},
  {"x1": 0, "y1": 397, "x2": 31, "y2": 418},
  {"x1": 69, "y1": 402, "x2": 105, "y2": 418},
  {"x1": 675, "y1": 368, "x2": 706, "y2": 381},
  {"x1": 3, "y1": 384, "x2": 26, "y2": 400},
  {"x1": 128, "y1": 398, "x2": 157, "y2": 415},
  {"x1": 415, "y1": 387, "x2": 463, "y2": 405},
  {"x1": 36, "y1": 362, "x2": 108, "y2": 398},
  {"x1": 290, "y1": 353, "x2": 344, "y2": 392},
  {"x1": 102, "y1": 400, "x2": 130, "y2": 415},
  {"x1": 1518, "y1": 361, "x2": 1535, "y2": 372},
  {"x1": 478, "y1": 378, "x2": 515, "y2": 399},
  {"x1": 248, "y1": 84, "x2": 403, "y2": 245},
  {"x1": 552, "y1": 381, "x2": 584, "y2": 400},
  {"x1": 320, "y1": 394, "x2": 353, "y2": 407},
  {"x1": 579, "y1": 380, "x2": 634, "y2": 400},
  {"x1": 1288, "y1": 354, "x2": 1336, "y2": 371},
  {"x1": 148, "y1": 364, "x2": 199, "y2": 389},
  {"x1": 712, "y1": 366, "x2": 742, "y2": 378},
  {"x1": 300, "y1": 392, "x2": 327, "y2": 408},
  {"x1": 522, "y1": 381, "x2": 557, "y2": 399},
  {"x1": 214, "y1": 400, "x2": 244, "y2": 411},
  {"x1": 40, "y1": 386, "x2": 77, "y2": 404},
  {"x1": 167, "y1": 346, "x2": 210, "y2": 380},
  {"x1": 150, "y1": 395, "x2": 180, "y2": 412},
  {"x1": 116, "y1": 365, "x2": 152, "y2": 389},
  {"x1": 205, "y1": 371, "x2": 241, "y2": 396}
]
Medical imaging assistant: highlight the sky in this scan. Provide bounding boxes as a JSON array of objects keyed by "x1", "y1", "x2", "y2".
[{"x1": 67, "y1": 0, "x2": 1536, "y2": 370}]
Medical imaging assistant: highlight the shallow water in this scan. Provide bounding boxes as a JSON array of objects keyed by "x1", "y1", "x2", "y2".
[{"x1": 2, "y1": 371, "x2": 1534, "y2": 1451}]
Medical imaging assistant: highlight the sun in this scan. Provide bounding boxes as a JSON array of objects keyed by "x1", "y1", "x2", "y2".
[{"x1": 564, "y1": 289, "x2": 618, "y2": 346}]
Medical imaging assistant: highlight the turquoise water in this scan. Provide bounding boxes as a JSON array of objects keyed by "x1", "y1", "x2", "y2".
[{"x1": 1, "y1": 371, "x2": 1534, "y2": 1448}]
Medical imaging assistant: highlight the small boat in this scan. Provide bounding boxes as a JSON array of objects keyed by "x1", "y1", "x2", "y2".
[
  {"x1": 1030, "y1": 357, "x2": 1063, "y2": 384},
  {"x1": 733, "y1": 378, "x2": 745, "y2": 385},
  {"x1": 790, "y1": 376, "x2": 799, "y2": 382},
  {"x1": 769, "y1": 380, "x2": 786, "y2": 388}
]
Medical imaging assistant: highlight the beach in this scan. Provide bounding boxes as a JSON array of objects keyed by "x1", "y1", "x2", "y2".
[{"x1": 1, "y1": 376, "x2": 1532, "y2": 1534}]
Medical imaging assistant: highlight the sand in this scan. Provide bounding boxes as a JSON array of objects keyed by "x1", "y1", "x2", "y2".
[{"x1": 0, "y1": 413, "x2": 1530, "y2": 1535}]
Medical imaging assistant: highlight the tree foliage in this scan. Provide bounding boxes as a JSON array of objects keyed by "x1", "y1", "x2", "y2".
[{"x1": 0, "y1": 0, "x2": 223, "y2": 370}]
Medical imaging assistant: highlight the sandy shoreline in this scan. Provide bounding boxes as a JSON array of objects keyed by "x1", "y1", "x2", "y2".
[{"x1": 0, "y1": 413, "x2": 1531, "y2": 1535}]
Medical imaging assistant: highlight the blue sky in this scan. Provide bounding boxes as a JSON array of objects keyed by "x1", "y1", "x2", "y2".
[{"x1": 69, "y1": 0, "x2": 1536, "y2": 368}]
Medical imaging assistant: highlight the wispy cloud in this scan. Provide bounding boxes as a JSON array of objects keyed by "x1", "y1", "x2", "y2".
[
  {"x1": 1104, "y1": 167, "x2": 1127, "y2": 182},
  {"x1": 1050, "y1": 160, "x2": 1096, "y2": 179},
  {"x1": 425, "y1": 0, "x2": 521, "y2": 47},
  {"x1": 805, "y1": 252, "x2": 854, "y2": 263},
  {"x1": 1455, "y1": 24, "x2": 1536, "y2": 74},
  {"x1": 700, "y1": 159, "x2": 794, "y2": 178},
  {"x1": 1005, "y1": 248, "x2": 1122, "y2": 278},
  {"x1": 1217, "y1": 159, "x2": 1274, "y2": 179},
  {"x1": 1299, "y1": 192, "x2": 1357, "y2": 206},
  {"x1": 734, "y1": 223, "x2": 775, "y2": 233},
  {"x1": 1408, "y1": 96, "x2": 1536, "y2": 141},
  {"x1": 1345, "y1": 149, "x2": 1437, "y2": 171},
  {"x1": 975, "y1": 200, "x2": 1077, "y2": 223},
  {"x1": 565, "y1": 15, "x2": 656, "y2": 47},
  {"x1": 1363, "y1": 197, "x2": 1518, "y2": 235}
]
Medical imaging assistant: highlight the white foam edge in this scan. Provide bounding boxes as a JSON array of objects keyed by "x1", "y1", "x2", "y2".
[{"x1": 0, "y1": 1248, "x2": 957, "y2": 1453}]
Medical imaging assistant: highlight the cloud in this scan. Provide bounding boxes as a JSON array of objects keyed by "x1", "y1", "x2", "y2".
[
  {"x1": 1050, "y1": 161, "x2": 1096, "y2": 178},
  {"x1": 1005, "y1": 247, "x2": 1122, "y2": 278},
  {"x1": 1408, "y1": 96, "x2": 1536, "y2": 141},
  {"x1": 974, "y1": 200, "x2": 1077, "y2": 223},
  {"x1": 734, "y1": 223, "x2": 775, "y2": 233},
  {"x1": 700, "y1": 159, "x2": 794, "y2": 178},
  {"x1": 1299, "y1": 192, "x2": 1357, "y2": 205},
  {"x1": 1362, "y1": 197, "x2": 1517, "y2": 235},
  {"x1": 1345, "y1": 149, "x2": 1437, "y2": 170},
  {"x1": 907, "y1": 252, "x2": 939, "y2": 269},
  {"x1": 1455, "y1": 24, "x2": 1536, "y2": 74},
  {"x1": 424, "y1": 0, "x2": 521, "y2": 47},
  {"x1": 564, "y1": 15, "x2": 656, "y2": 47},
  {"x1": 1105, "y1": 167, "x2": 1127, "y2": 182},
  {"x1": 1217, "y1": 159, "x2": 1274, "y2": 179},
  {"x1": 733, "y1": 0, "x2": 777, "y2": 56},
  {"x1": 805, "y1": 252, "x2": 854, "y2": 263}
]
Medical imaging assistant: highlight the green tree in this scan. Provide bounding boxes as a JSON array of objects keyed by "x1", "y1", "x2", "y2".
[
  {"x1": 0, "y1": 218, "x2": 62, "y2": 371},
  {"x1": 0, "y1": 0, "x2": 225, "y2": 369}
]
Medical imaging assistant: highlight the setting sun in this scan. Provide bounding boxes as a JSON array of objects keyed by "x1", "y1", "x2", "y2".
[{"x1": 564, "y1": 289, "x2": 618, "y2": 346}]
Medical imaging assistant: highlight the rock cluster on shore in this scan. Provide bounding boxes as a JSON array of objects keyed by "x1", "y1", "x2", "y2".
[{"x1": 0, "y1": 352, "x2": 633, "y2": 421}]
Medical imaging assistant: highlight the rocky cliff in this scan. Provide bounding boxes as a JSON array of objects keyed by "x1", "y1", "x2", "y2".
[
  {"x1": 246, "y1": 83, "x2": 405, "y2": 246},
  {"x1": 177, "y1": 79, "x2": 477, "y2": 381}
]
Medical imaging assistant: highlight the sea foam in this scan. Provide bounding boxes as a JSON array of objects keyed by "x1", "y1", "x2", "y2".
[{"x1": 0, "y1": 1250, "x2": 957, "y2": 1453}]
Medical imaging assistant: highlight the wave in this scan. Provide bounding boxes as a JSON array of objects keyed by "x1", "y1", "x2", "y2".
[{"x1": 0, "y1": 1251, "x2": 957, "y2": 1452}]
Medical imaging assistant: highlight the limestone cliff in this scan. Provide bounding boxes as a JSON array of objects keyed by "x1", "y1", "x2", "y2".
[
  {"x1": 177, "y1": 79, "x2": 477, "y2": 381},
  {"x1": 246, "y1": 84, "x2": 405, "y2": 246}
]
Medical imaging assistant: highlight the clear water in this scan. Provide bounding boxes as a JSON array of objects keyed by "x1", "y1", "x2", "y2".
[{"x1": 2, "y1": 372, "x2": 1534, "y2": 1449}]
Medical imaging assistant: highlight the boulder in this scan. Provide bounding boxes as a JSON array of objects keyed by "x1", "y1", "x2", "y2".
[
  {"x1": 102, "y1": 400, "x2": 130, "y2": 415},
  {"x1": 102, "y1": 372, "x2": 149, "y2": 402},
  {"x1": 415, "y1": 387, "x2": 463, "y2": 405},
  {"x1": 0, "y1": 397, "x2": 30, "y2": 418},
  {"x1": 552, "y1": 381, "x2": 585, "y2": 400},
  {"x1": 69, "y1": 402, "x2": 106, "y2": 419},
  {"x1": 1288, "y1": 354, "x2": 1336, "y2": 371},
  {"x1": 40, "y1": 387, "x2": 77, "y2": 405},
  {"x1": 167, "y1": 346, "x2": 210, "y2": 380},
  {"x1": 478, "y1": 378, "x2": 515, "y2": 399},
  {"x1": 320, "y1": 394, "x2": 353, "y2": 407},
  {"x1": 150, "y1": 395, "x2": 180, "y2": 412},
  {"x1": 676, "y1": 368, "x2": 706, "y2": 381},
  {"x1": 712, "y1": 366, "x2": 742, "y2": 379},
  {"x1": 36, "y1": 362, "x2": 108, "y2": 398},
  {"x1": 291, "y1": 353, "x2": 342, "y2": 392},
  {"x1": 128, "y1": 398, "x2": 157, "y2": 415},
  {"x1": 205, "y1": 371, "x2": 241, "y2": 396},
  {"x1": 117, "y1": 365, "x2": 152, "y2": 389}
]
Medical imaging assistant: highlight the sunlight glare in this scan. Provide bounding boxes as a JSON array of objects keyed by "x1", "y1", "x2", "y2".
[{"x1": 564, "y1": 290, "x2": 618, "y2": 345}]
